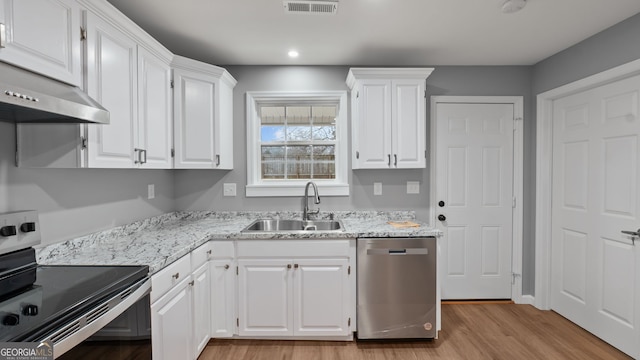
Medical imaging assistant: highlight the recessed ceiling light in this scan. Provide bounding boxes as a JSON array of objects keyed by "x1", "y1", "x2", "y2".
[
  {"x1": 288, "y1": 50, "x2": 299, "y2": 58},
  {"x1": 501, "y1": 0, "x2": 526, "y2": 14}
]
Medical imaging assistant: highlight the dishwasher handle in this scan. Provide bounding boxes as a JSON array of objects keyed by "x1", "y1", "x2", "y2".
[{"x1": 366, "y1": 248, "x2": 429, "y2": 255}]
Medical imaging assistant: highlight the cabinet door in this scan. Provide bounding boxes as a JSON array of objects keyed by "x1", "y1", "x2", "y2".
[
  {"x1": 238, "y1": 259, "x2": 293, "y2": 336},
  {"x1": 352, "y1": 79, "x2": 392, "y2": 169},
  {"x1": 294, "y1": 259, "x2": 350, "y2": 336},
  {"x1": 211, "y1": 259, "x2": 236, "y2": 338},
  {"x1": 85, "y1": 11, "x2": 137, "y2": 168},
  {"x1": 192, "y1": 262, "x2": 211, "y2": 357},
  {"x1": 173, "y1": 69, "x2": 216, "y2": 169},
  {"x1": 391, "y1": 79, "x2": 426, "y2": 168},
  {"x1": 151, "y1": 278, "x2": 193, "y2": 360},
  {"x1": 0, "y1": 0, "x2": 81, "y2": 85},
  {"x1": 137, "y1": 46, "x2": 172, "y2": 169}
]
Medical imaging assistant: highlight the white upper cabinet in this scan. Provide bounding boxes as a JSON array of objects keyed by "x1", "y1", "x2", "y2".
[
  {"x1": 172, "y1": 55, "x2": 236, "y2": 169},
  {"x1": 137, "y1": 46, "x2": 173, "y2": 169},
  {"x1": 0, "y1": 0, "x2": 82, "y2": 86},
  {"x1": 85, "y1": 10, "x2": 138, "y2": 168},
  {"x1": 82, "y1": 1, "x2": 173, "y2": 168},
  {"x1": 347, "y1": 68, "x2": 434, "y2": 169}
]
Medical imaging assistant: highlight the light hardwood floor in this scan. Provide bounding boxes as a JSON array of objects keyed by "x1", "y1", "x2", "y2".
[{"x1": 198, "y1": 303, "x2": 632, "y2": 360}]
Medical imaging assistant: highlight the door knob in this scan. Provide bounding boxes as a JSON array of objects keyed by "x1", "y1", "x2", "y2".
[
  {"x1": 438, "y1": 201, "x2": 445, "y2": 207},
  {"x1": 621, "y1": 229, "x2": 639, "y2": 245},
  {"x1": 438, "y1": 214, "x2": 446, "y2": 221}
]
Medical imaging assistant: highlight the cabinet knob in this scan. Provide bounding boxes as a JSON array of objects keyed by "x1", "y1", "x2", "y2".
[
  {"x1": 287, "y1": 264, "x2": 292, "y2": 269},
  {"x1": 172, "y1": 272, "x2": 180, "y2": 279},
  {"x1": 224, "y1": 264, "x2": 230, "y2": 270},
  {"x1": 438, "y1": 214, "x2": 446, "y2": 222},
  {"x1": 189, "y1": 280, "x2": 195, "y2": 287},
  {"x1": 294, "y1": 264, "x2": 299, "y2": 269},
  {"x1": 207, "y1": 250, "x2": 212, "y2": 255}
]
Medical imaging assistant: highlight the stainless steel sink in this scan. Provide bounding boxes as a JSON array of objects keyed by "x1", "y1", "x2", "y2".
[{"x1": 241, "y1": 219, "x2": 344, "y2": 233}]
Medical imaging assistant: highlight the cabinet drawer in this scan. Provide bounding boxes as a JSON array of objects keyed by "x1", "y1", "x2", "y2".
[
  {"x1": 151, "y1": 255, "x2": 191, "y2": 303},
  {"x1": 191, "y1": 243, "x2": 212, "y2": 270},
  {"x1": 210, "y1": 241, "x2": 234, "y2": 258},
  {"x1": 237, "y1": 240, "x2": 351, "y2": 258}
]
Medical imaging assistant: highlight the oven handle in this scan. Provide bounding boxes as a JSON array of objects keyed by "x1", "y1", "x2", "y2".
[{"x1": 44, "y1": 277, "x2": 151, "y2": 359}]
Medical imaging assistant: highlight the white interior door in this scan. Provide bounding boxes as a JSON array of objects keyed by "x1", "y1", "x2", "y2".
[
  {"x1": 435, "y1": 102, "x2": 515, "y2": 299},
  {"x1": 551, "y1": 74, "x2": 640, "y2": 358}
]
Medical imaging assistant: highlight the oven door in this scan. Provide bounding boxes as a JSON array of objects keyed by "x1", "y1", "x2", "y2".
[{"x1": 47, "y1": 279, "x2": 151, "y2": 359}]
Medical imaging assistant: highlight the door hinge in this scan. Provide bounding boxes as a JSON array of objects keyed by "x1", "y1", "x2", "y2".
[
  {"x1": 511, "y1": 273, "x2": 521, "y2": 285},
  {"x1": 81, "y1": 136, "x2": 88, "y2": 150},
  {"x1": 171, "y1": 148, "x2": 175, "y2": 158},
  {"x1": 170, "y1": 80, "x2": 174, "y2": 89},
  {"x1": 424, "y1": 90, "x2": 427, "y2": 98},
  {"x1": 355, "y1": 151, "x2": 359, "y2": 159},
  {"x1": 236, "y1": 266, "x2": 239, "y2": 275},
  {"x1": 512, "y1": 197, "x2": 516, "y2": 208},
  {"x1": 348, "y1": 317, "x2": 351, "y2": 327},
  {"x1": 356, "y1": 91, "x2": 359, "y2": 99},
  {"x1": 348, "y1": 266, "x2": 351, "y2": 275},
  {"x1": 80, "y1": 27, "x2": 87, "y2": 41},
  {"x1": 237, "y1": 318, "x2": 239, "y2": 327}
]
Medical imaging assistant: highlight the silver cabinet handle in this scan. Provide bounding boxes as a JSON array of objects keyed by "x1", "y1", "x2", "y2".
[
  {"x1": 215, "y1": 154, "x2": 220, "y2": 166},
  {"x1": 387, "y1": 154, "x2": 391, "y2": 166},
  {"x1": 0, "y1": 23, "x2": 6, "y2": 48},
  {"x1": 134, "y1": 148, "x2": 142, "y2": 164},
  {"x1": 141, "y1": 149, "x2": 147, "y2": 164},
  {"x1": 394, "y1": 154, "x2": 397, "y2": 166}
]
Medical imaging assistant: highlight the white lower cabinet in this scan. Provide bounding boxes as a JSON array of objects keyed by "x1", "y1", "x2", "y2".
[
  {"x1": 151, "y1": 276, "x2": 193, "y2": 360},
  {"x1": 192, "y1": 261, "x2": 211, "y2": 355},
  {"x1": 210, "y1": 257, "x2": 236, "y2": 338},
  {"x1": 236, "y1": 240, "x2": 354, "y2": 338},
  {"x1": 151, "y1": 243, "x2": 212, "y2": 360}
]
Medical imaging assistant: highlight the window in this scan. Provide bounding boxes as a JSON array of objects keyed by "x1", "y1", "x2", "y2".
[{"x1": 246, "y1": 91, "x2": 349, "y2": 197}]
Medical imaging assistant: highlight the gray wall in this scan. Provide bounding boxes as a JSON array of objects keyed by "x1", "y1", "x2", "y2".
[
  {"x1": 173, "y1": 64, "x2": 533, "y2": 290},
  {"x1": 0, "y1": 121, "x2": 174, "y2": 245}
]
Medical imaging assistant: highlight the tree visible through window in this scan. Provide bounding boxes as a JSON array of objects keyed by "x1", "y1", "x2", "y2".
[{"x1": 260, "y1": 105, "x2": 337, "y2": 180}]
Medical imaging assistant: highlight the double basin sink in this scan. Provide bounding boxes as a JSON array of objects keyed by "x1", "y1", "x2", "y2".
[{"x1": 241, "y1": 219, "x2": 345, "y2": 233}]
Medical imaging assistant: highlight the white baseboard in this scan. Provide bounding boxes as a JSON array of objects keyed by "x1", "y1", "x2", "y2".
[{"x1": 516, "y1": 295, "x2": 535, "y2": 305}]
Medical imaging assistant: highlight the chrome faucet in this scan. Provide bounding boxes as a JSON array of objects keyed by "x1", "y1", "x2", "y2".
[{"x1": 303, "y1": 181, "x2": 320, "y2": 221}]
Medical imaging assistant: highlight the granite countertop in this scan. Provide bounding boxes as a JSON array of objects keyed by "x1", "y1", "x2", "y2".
[{"x1": 36, "y1": 211, "x2": 441, "y2": 276}]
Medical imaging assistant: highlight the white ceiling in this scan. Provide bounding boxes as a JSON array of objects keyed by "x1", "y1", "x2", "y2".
[{"x1": 105, "y1": 0, "x2": 640, "y2": 66}]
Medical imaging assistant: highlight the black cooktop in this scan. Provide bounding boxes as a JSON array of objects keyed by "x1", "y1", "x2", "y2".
[{"x1": 0, "y1": 264, "x2": 148, "y2": 342}]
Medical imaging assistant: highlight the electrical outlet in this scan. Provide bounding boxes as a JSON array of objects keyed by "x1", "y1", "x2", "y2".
[
  {"x1": 407, "y1": 181, "x2": 420, "y2": 194},
  {"x1": 374, "y1": 182, "x2": 382, "y2": 196},
  {"x1": 148, "y1": 184, "x2": 155, "y2": 199},
  {"x1": 223, "y1": 183, "x2": 237, "y2": 197}
]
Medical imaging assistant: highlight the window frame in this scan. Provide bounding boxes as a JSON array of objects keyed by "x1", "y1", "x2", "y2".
[{"x1": 245, "y1": 91, "x2": 349, "y2": 197}]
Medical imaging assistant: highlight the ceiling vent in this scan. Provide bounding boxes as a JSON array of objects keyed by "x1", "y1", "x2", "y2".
[{"x1": 283, "y1": 0, "x2": 338, "y2": 15}]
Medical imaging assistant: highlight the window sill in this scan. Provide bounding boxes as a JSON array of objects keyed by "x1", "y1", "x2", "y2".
[{"x1": 245, "y1": 183, "x2": 349, "y2": 197}]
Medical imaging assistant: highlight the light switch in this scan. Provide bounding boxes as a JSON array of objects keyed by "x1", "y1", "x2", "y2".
[
  {"x1": 374, "y1": 182, "x2": 382, "y2": 196},
  {"x1": 223, "y1": 183, "x2": 237, "y2": 197},
  {"x1": 148, "y1": 184, "x2": 155, "y2": 199},
  {"x1": 407, "y1": 181, "x2": 420, "y2": 194}
]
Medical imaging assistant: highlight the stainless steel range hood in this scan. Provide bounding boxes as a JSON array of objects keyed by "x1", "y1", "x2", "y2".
[{"x1": 0, "y1": 62, "x2": 109, "y2": 124}]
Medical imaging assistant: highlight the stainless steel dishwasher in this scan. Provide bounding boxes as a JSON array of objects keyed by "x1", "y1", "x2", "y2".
[{"x1": 357, "y1": 237, "x2": 436, "y2": 339}]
